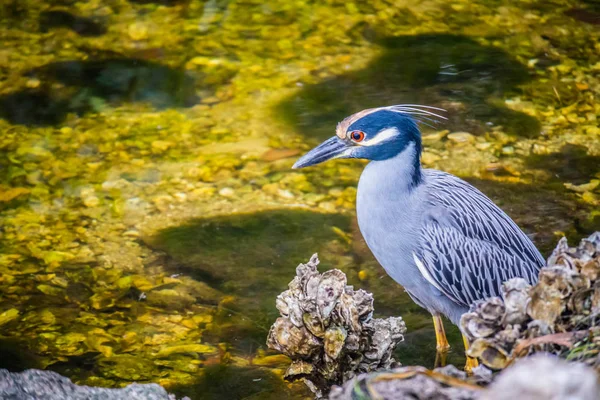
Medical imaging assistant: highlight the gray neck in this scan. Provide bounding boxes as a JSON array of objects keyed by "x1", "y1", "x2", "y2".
[
  {"x1": 361, "y1": 142, "x2": 422, "y2": 195},
  {"x1": 356, "y1": 142, "x2": 424, "y2": 290}
]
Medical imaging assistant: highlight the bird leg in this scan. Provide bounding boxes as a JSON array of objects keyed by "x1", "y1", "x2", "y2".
[
  {"x1": 432, "y1": 314, "x2": 450, "y2": 352},
  {"x1": 462, "y1": 334, "x2": 479, "y2": 373},
  {"x1": 432, "y1": 314, "x2": 450, "y2": 367}
]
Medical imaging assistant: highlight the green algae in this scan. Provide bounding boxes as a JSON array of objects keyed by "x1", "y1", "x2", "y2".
[
  {"x1": 278, "y1": 33, "x2": 540, "y2": 139},
  {"x1": 0, "y1": 0, "x2": 599, "y2": 398}
]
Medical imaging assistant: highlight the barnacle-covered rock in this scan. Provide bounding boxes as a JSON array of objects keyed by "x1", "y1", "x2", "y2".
[
  {"x1": 481, "y1": 354, "x2": 600, "y2": 400},
  {"x1": 461, "y1": 233, "x2": 600, "y2": 370},
  {"x1": 461, "y1": 298, "x2": 505, "y2": 340},
  {"x1": 324, "y1": 326, "x2": 347, "y2": 360},
  {"x1": 329, "y1": 365, "x2": 482, "y2": 400},
  {"x1": 523, "y1": 320, "x2": 553, "y2": 340},
  {"x1": 365, "y1": 318, "x2": 405, "y2": 363},
  {"x1": 285, "y1": 360, "x2": 315, "y2": 380},
  {"x1": 591, "y1": 282, "x2": 600, "y2": 314},
  {"x1": 329, "y1": 353, "x2": 598, "y2": 400},
  {"x1": 527, "y1": 282, "x2": 564, "y2": 326},
  {"x1": 468, "y1": 324, "x2": 519, "y2": 370},
  {"x1": 501, "y1": 279, "x2": 530, "y2": 325},
  {"x1": 468, "y1": 340, "x2": 508, "y2": 370},
  {"x1": 267, "y1": 254, "x2": 406, "y2": 398},
  {"x1": 267, "y1": 318, "x2": 321, "y2": 358},
  {"x1": 316, "y1": 270, "x2": 347, "y2": 321}
]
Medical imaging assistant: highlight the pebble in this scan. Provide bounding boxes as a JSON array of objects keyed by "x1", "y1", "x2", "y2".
[
  {"x1": 328, "y1": 188, "x2": 343, "y2": 197},
  {"x1": 26, "y1": 78, "x2": 40, "y2": 88},
  {"x1": 0, "y1": 309, "x2": 19, "y2": 326},
  {"x1": 125, "y1": 197, "x2": 142, "y2": 206},
  {"x1": 586, "y1": 126, "x2": 600, "y2": 135},
  {"x1": 358, "y1": 270, "x2": 368, "y2": 281},
  {"x1": 81, "y1": 191, "x2": 100, "y2": 208},
  {"x1": 421, "y1": 151, "x2": 441, "y2": 164},
  {"x1": 277, "y1": 189, "x2": 294, "y2": 199},
  {"x1": 127, "y1": 23, "x2": 148, "y2": 40},
  {"x1": 501, "y1": 146, "x2": 515, "y2": 155},
  {"x1": 318, "y1": 201, "x2": 336, "y2": 212},
  {"x1": 201, "y1": 96, "x2": 220, "y2": 104},
  {"x1": 422, "y1": 130, "x2": 449, "y2": 141},
  {"x1": 151, "y1": 141, "x2": 173, "y2": 153},
  {"x1": 581, "y1": 192, "x2": 598, "y2": 205},
  {"x1": 564, "y1": 181, "x2": 600, "y2": 193},
  {"x1": 174, "y1": 192, "x2": 187, "y2": 202},
  {"x1": 218, "y1": 187, "x2": 235, "y2": 197},
  {"x1": 447, "y1": 132, "x2": 476, "y2": 143},
  {"x1": 191, "y1": 187, "x2": 216, "y2": 197},
  {"x1": 152, "y1": 195, "x2": 172, "y2": 212}
]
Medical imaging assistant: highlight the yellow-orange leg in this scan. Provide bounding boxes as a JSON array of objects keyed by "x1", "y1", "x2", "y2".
[
  {"x1": 433, "y1": 314, "x2": 450, "y2": 352},
  {"x1": 463, "y1": 334, "x2": 479, "y2": 373},
  {"x1": 433, "y1": 314, "x2": 450, "y2": 367}
]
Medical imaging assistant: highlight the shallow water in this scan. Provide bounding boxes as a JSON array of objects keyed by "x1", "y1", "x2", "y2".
[{"x1": 0, "y1": 0, "x2": 599, "y2": 398}]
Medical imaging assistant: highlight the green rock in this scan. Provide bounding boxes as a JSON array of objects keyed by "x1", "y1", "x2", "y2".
[
  {"x1": 146, "y1": 288, "x2": 196, "y2": 310},
  {"x1": 0, "y1": 308, "x2": 19, "y2": 326}
]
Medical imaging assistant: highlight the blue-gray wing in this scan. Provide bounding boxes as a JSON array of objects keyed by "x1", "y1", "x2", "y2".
[
  {"x1": 415, "y1": 223, "x2": 539, "y2": 306},
  {"x1": 414, "y1": 170, "x2": 544, "y2": 306}
]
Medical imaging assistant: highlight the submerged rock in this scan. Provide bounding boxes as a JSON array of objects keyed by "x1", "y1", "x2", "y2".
[
  {"x1": 267, "y1": 254, "x2": 406, "y2": 398},
  {"x1": 0, "y1": 369, "x2": 185, "y2": 400}
]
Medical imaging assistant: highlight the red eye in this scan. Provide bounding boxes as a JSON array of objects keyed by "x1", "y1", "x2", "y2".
[{"x1": 350, "y1": 130, "x2": 365, "y2": 142}]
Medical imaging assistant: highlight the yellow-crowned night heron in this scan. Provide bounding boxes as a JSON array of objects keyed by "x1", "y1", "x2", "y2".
[{"x1": 293, "y1": 105, "x2": 544, "y2": 369}]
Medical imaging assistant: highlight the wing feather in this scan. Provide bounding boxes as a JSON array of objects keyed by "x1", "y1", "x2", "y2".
[
  {"x1": 415, "y1": 170, "x2": 544, "y2": 306},
  {"x1": 417, "y1": 223, "x2": 540, "y2": 306},
  {"x1": 424, "y1": 170, "x2": 544, "y2": 266}
]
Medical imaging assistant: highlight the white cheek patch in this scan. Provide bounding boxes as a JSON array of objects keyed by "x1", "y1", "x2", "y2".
[{"x1": 359, "y1": 127, "x2": 399, "y2": 146}]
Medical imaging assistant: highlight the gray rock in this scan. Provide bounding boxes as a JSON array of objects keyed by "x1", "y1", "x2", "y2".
[
  {"x1": 329, "y1": 365, "x2": 480, "y2": 400},
  {"x1": 481, "y1": 354, "x2": 600, "y2": 400},
  {"x1": 329, "y1": 353, "x2": 599, "y2": 400},
  {"x1": 0, "y1": 369, "x2": 186, "y2": 400}
]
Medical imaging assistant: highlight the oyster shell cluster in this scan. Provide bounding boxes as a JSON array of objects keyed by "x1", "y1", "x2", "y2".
[
  {"x1": 329, "y1": 364, "x2": 482, "y2": 400},
  {"x1": 461, "y1": 232, "x2": 600, "y2": 369},
  {"x1": 267, "y1": 254, "x2": 406, "y2": 398},
  {"x1": 329, "y1": 354, "x2": 600, "y2": 400}
]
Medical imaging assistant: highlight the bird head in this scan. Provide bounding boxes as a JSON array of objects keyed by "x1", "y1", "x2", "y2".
[{"x1": 292, "y1": 105, "x2": 445, "y2": 169}]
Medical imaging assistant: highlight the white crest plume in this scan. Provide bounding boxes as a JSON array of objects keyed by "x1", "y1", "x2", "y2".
[{"x1": 336, "y1": 104, "x2": 447, "y2": 138}]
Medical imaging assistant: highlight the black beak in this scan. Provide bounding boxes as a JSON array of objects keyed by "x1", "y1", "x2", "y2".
[{"x1": 292, "y1": 136, "x2": 349, "y2": 169}]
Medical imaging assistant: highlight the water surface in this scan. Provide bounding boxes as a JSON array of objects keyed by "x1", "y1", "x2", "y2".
[{"x1": 0, "y1": 0, "x2": 599, "y2": 398}]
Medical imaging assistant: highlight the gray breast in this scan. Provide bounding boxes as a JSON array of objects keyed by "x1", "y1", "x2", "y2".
[{"x1": 356, "y1": 146, "x2": 429, "y2": 291}]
